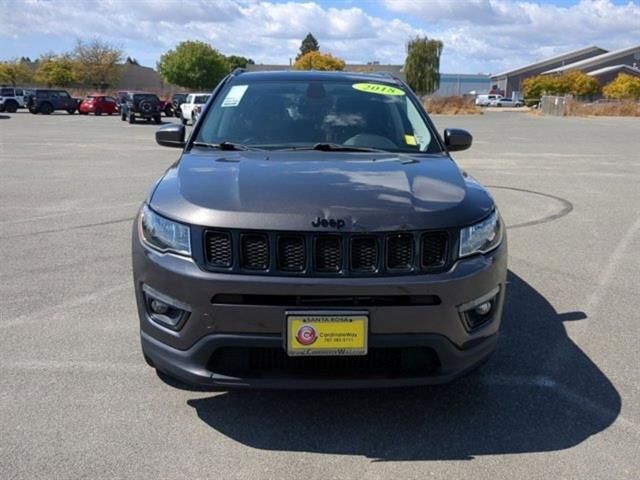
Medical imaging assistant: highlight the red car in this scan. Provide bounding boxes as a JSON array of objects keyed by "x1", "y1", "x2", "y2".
[{"x1": 79, "y1": 95, "x2": 118, "y2": 115}]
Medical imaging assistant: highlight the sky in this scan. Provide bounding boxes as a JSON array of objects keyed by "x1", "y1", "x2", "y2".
[{"x1": 1, "y1": 0, "x2": 639, "y2": 74}]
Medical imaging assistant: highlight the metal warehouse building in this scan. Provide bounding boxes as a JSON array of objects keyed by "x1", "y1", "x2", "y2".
[
  {"x1": 490, "y1": 46, "x2": 607, "y2": 98},
  {"x1": 492, "y1": 45, "x2": 640, "y2": 98},
  {"x1": 542, "y1": 45, "x2": 640, "y2": 78}
]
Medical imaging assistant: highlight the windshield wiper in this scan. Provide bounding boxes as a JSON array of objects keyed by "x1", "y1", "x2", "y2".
[
  {"x1": 191, "y1": 141, "x2": 258, "y2": 151},
  {"x1": 281, "y1": 143, "x2": 388, "y2": 153}
]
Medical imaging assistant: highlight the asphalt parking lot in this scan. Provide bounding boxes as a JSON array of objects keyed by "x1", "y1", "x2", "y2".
[{"x1": 1, "y1": 110, "x2": 639, "y2": 479}]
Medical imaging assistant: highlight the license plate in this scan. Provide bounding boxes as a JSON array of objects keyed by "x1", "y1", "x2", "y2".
[{"x1": 286, "y1": 311, "x2": 368, "y2": 356}]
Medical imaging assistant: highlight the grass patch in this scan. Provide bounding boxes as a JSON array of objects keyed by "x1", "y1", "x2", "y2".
[
  {"x1": 566, "y1": 99, "x2": 640, "y2": 117},
  {"x1": 423, "y1": 96, "x2": 482, "y2": 115}
]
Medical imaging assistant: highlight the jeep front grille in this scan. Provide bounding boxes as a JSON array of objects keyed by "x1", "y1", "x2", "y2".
[
  {"x1": 204, "y1": 231, "x2": 232, "y2": 267},
  {"x1": 241, "y1": 234, "x2": 269, "y2": 270},
  {"x1": 315, "y1": 236, "x2": 342, "y2": 272},
  {"x1": 202, "y1": 229, "x2": 450, "y2": 276}
]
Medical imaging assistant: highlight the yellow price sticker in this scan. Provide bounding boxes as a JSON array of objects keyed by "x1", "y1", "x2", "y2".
[
  {"x1": 352, "y1": 83, "x2": 406, "y2": 96},
  {"x1": 404, "y1": 134, "x2": 417, "y2": 146}
]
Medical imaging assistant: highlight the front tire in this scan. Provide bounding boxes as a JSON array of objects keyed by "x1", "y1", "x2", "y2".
[
  {"x1": 5, "y1": 101, "x2": 18, "y2": 113},
  {"x1": 40, "y1": 103, "x2": 53, "y2": 115},
  {"x1": 95, "y1": 109, "x2": 102, "y2": 116},
  {"x1": 154, "y1": 115, "x2": 161, "y2": 124},
  {"x1": 67, "y1": 108, "x2": 76, "y2": 114}
]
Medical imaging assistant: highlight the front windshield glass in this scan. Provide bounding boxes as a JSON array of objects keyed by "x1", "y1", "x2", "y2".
[{"x1": 195, "y1": 79, "x2": 440, "y2": 153}]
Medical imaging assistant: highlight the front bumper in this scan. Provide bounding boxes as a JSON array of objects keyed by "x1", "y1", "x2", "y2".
[{"x1": 133, "y1": 226, "x2": 508, "y2": 389}]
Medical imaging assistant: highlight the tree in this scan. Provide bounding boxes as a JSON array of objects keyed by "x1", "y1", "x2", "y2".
[
  {"x1": 157, "y1": 40, "x2": 228, "y2": 90},
  {"x1": 603, "y1": 73, "x2": 640, "y2": 100},
  {"x1": 225, "y1": 55, "x2": 255, "y2": 72},
  {"x1": 523, "y1": 72, "x2": 600, "y2": 99},
  {"x1": 563, "y1": 71, "x2": 600, "y2": 97},
  {"x1": 0, "y1": 60, "x2": 32, "y2": 86},
  {"x1": 293, "y1": 51, "x2": 345, "y2": 71},
  {"x1": 35, "y1": 54, "x2": 76, "y2": 87},
  {"x1": 72, "y1": 38, "x2": 123, "y2": 89},
  {"x1": 404, "y1": 36, "x2": 443, "y2": 95},
  {"x1": 296, "y1": 33, "x2": 319, "y2": 61}
]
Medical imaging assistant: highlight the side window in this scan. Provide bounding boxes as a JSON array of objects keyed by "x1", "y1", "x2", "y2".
[
  {"x1": 106, "y1": 97, "x2": 116, "y2": 102},
  {"x1": 58, "y1": 91, "x2": 70, "y2": 99},
  {"x1": 16, "y1": 89, "x2": 23, "y2": 96},
  {"x1": 186, "y1": 95, "x2": 193, "y2": 104}
]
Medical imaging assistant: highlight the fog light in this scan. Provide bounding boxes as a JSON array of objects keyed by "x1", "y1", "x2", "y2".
[
  {"x1": 474, "y1": 301, "x2": 492, "y2": 316},
  {"x1": 142, "y1": 284, "x2": 191, "y2": 331},
  {"x1": 458, "y1": 286, "x2": 500, "y2": 332},
  {"x1": 150, "y1": 299, "x2": 169, "y2": 315}
]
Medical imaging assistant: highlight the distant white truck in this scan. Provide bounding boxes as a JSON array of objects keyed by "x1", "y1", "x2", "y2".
[
  {"x1": 180, "y1": 93, "x2": 211, "y2": 125},
  {"x1": 0, "y1": 86, "x2": 27, "y2": 113},
  {"x1": 475, "y1": 94, "x2": 503, "y2": 106}
]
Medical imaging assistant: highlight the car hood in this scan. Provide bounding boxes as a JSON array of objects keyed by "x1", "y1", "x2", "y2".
[{"x1": 150, "y1": 150, "x2": 494, "y2": 231}]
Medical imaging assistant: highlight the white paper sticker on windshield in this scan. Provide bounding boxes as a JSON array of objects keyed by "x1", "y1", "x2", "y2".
[{"x1": 221, "y1": 85, "x2": 248, "y2": 107}]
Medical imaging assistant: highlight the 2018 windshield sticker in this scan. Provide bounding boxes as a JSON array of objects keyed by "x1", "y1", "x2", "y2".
[
  {"x1": 221, "y1": 85, "x2": 249, "y2": 107},
  {"x1": 352, "y1": 83, "x2": 405, "y2": 96}
]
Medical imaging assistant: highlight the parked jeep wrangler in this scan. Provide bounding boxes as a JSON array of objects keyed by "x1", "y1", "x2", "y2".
[
  {"x1": 120, "y1": 92, "x2": 162, "y2": 124},
  {"x1": 26, "y1": 89, "x2": 79, "y2": 114},
  {"x1": 0, "y1": 86, "x2": 26, "y2": 113}
]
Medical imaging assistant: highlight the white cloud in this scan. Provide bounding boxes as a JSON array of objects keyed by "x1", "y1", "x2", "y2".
[
  {"x1": 0, "y1": 0, "x2": 639, "y2": 74},
  {"x1": 383, "y1": 0, "x2": 640, "y2": 73}
]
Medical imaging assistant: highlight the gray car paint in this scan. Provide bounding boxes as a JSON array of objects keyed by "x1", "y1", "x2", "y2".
[{"x1": 149, "y1": 150, "x2": 495, "y2": 231}]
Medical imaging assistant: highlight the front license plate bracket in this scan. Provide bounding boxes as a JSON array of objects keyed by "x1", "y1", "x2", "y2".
[{"x1": 285, "y1": 310, "x2": 368, "y2": 357}]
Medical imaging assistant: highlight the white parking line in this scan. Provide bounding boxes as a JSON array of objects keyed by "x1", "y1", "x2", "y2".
[
  {"x1": 586, "y1": 215, "x2": 640, "y2": 313},
  {"x1": 0, "y1": 283, "x2": 131, "y2": 329}
]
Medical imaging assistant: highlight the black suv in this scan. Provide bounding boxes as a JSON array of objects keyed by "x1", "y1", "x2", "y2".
[
  {"x1": 26, "y1": 89, "x2": 79, "y2": 114},
  {"x1": 171, "y1": 93, "x2": 187, "y2": 118},
  {"x1": 120, "y1": 92, "x2": 162, "y2": 124},
  {"x1": 135, "y1": 70, "x2": 507, "y2": 389}
]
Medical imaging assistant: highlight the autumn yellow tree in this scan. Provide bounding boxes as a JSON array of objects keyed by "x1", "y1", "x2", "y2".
[
  {"x1": 293, "y1": 51, "x2": 345, "y2": 71},
  {"x1": 603, "y1": 73, "x2": 640, "y2": 99},
  {"x1": 523, "y1": 71, "x2": 599, "y2": 98},
  {"x1": 0, "y1": 60, "x2": 32, "y2": 86},
  {"x1": 35, "y1": 54, "x2": 77, "y2": 87}
]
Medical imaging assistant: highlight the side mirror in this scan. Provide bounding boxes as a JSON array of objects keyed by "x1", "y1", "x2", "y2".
[
  {"x1": 443, "y1": 128, "x2": 473, "y2": 152},
  {"x1": 156, "y1": 123, "x2": 185, "y2": 148}
]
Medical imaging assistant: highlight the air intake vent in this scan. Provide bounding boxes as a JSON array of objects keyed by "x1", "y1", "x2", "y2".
[
  {"x1": 351, "y1": 236, "x2": 378, "y2": 272},
  {"x1": 421, "y1": 233, "x2": 448, "y2": 268},
  {"x1": 277, "y1": 235, "x2": 306, "y2": 272},
  {"x1": 204, "y1": 231, "x2": 232, "y2": 267},
  {"x1": 315, "y1": 236, "x2": 342, "y2": 272},
  {"x1": 387, "y1": 234, "x2": 414, "y2": 270},
  {"x1": 241, "y1": 234, "x2": 269, "y2": 270}
]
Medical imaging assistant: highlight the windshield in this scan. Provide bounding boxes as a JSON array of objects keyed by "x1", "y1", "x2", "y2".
[
  {"x1": 195, "y1": 79, "x2": 440, "y2": 153},
  {"x1": 194, "y1": 95, "x2": 210, "y2": 104}
]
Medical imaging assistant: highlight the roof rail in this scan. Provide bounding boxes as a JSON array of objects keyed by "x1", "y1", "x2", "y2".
[{"x1": 230, "y1": 68, "x2": 246, "y2": 77}]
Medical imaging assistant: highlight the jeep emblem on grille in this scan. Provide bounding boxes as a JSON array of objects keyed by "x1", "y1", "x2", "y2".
[{"x1": 312, "y1": 216, "x2": 345, "y2": 229}]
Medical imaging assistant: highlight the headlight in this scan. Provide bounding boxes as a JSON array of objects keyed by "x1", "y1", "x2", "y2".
[
  {"x1": 459, "y1": 210, "x2": 503, "y2": 258},
  {"x1": 140, "y1": 205, "x2": 191, "y2": 256}
]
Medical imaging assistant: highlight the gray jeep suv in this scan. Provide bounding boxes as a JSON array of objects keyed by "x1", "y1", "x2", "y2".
[{"x1": 132, "y1": 70, "x2": 507, "y2": 389}]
